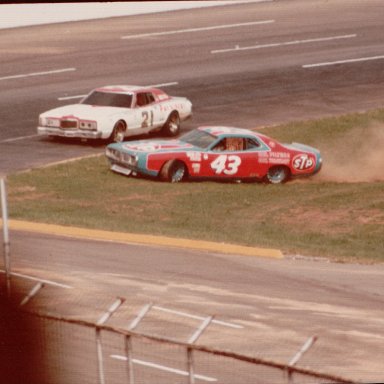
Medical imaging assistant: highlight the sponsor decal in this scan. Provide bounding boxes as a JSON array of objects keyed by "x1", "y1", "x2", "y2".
[
  {"x1": 122, "y1": 142, "x2": 187, "y2": 152},
  {"x1": 159, "y1": 102, "x2": 184, "y2": 112},
  {"x1": 292, "y1": 154, "x2": 315, "y2": 171},
  {"x1": 123, "y1": 143, "x2": 161, "y2": 152},
  {"x1": 269, "y1": 152, "x2": 290, "y2": 158},
  {"x1": 266, "y1": 151, "x2": 290, "y2": 165},
  {"x1": 187, "y1": 152, "x2": 202, "y2": 162},
  {"x1": 192, "y1": 163, "x2": 201, "y2": 174},
  {"x1": 268, "y1": 158, "x2": 290, "y2": 165}
]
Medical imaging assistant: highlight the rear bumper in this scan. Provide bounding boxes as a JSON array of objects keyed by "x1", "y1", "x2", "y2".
[{"x1": 37, "y1": 126, "x2": 102, "y2": 139}]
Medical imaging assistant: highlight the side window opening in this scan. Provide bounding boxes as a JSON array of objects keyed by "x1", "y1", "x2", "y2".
[
  {"x1": 212, "y1": 138, "x2": 246, "y2": 151},
  {"x1": 146, "y1": 93, "x2": 155, "y2": 104},
  {"x1": 246, "y1": 138, "x2": 261, "y2": 149},
  {"x1": 136, "y1": 92, "x2": 156, "y2": 107}
]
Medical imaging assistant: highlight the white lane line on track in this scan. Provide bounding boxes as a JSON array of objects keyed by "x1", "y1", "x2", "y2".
[
  {"x1": 211, "y1": 34, "x2": 357, "y2": 54},
  {"x1": 0, "y1": 134, "x2": 39, "y2": 144},
  {"x1": 57, "y1": 81, "x2": 179, "y2": 101},
  {"x1": 303, "y1": 54, "x2": 384, "y2": 68},
  {"x1": 58, "y1": 94, "x2": 87, "y2": 101},
  {"x1": 121, "y1": 20, "x2": 275, "y2": 39},
  {"x1": 0, "y1": 269, "x2": 73, "y2": 289},
  {"x1": 0, "y1": 67, "x2": 76, "y2": 81},
  {"x1": 153, "y1": 305, "x2": 243, "y2": 329},
  {"x1": 111, "y1": 355, "x2": 217, "y2": 382}
]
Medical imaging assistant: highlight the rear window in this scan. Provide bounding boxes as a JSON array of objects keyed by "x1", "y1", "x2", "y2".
[{"x1": 81, "y1": 91, "x2": 133, "y2": 108}]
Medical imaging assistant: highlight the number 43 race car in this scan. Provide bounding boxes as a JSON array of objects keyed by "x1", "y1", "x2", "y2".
[
  {"x1": 37, "y1": 85, "x2": 192, "y2": 142},
  {"x1": 106, "y1": 126, "x2": 322, "y2": 183}
]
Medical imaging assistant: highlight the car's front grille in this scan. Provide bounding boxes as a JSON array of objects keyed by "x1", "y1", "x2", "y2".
[
  {"x1": 60, "y1": 120, "x2": 78, "y2": 129},
  {"x1": 107, "y1": 148, "x2": 137, "y2": 166}
]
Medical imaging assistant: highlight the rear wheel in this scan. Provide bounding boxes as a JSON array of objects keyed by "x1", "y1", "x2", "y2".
[
  {"x1": 160, "y1": 160, "x2": 186, "y2": 182},
  {"x1": 162, "y1": 112, "x2": 180, "y2": 137},
  {"x1": 109, "y1": 121, "x2": 126, "y2": 143},
  {"x1": 266, "y1": 166, "x2": 290, "y2": 184}
]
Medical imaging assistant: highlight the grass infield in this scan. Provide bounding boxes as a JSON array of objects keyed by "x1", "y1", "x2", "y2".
[{"x1": 6, "y1": 109, "x2": 384, "y2": 262}]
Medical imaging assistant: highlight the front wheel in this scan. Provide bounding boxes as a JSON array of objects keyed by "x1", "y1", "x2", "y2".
[
  {"x1": 162, "y1": 112, "x2": 180, "y2": 137},
  {"x1": 109, "y1": 121, "x2": 126, "y2": 143},
  {"x1": 266, "y1": 166, "x2": 290, "y2": 184},
  {"x1": 159, "y1": 160, "x2": 186, "y2": 182}
]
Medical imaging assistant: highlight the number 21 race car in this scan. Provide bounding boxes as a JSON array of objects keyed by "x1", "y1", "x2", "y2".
[
  {"x1": 37, "y1": 85, "x2": 192, "y2": 142},
  {"x1": 105, "y1": 126, "x2": 322, "y2": 183}
]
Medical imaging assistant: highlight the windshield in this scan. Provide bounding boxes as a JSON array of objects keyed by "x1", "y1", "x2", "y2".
[
  {"x1": 180, "y1": 129, "x2": 217, "y2": 149},
  {"x1": 81, "y1": 91, "x2": 133, "y2": 108}
]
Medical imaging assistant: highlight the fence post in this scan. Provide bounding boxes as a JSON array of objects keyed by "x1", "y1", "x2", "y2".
[
  {"x1": 124, "y1": 335, "x2": 134, "y2": 384},
  {"x1": 20, "y1": 282, "x2": 45, "y2": 306},
  {"x1": 187, "y1": 316, "x2": 214, "y2": 384},
  {"x1": 124, "y1": 302, "x2": 153, "y2": 384},
  {"x1": 286, "y1": 335, "x2": 318, "y2": 383},
  {"x1": 1, "y1": 178, "x2": 11, "y2": 297},
  {"x1": 96, "y1": 298, "x2": 125, "y2": 384}
]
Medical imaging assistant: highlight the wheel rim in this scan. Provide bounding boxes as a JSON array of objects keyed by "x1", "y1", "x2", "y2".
[
  {"x1": 171, "y1": 164, "x2": 185, "y2": 182},
  {"x1": 168, "y1": 116, "x2": 180, "y2": 135},
  {"x1": 268, "y1": 167, "x2": 287, "y2": 184},
  {"x1": 114, "y1": 123, "x2": 125, "y2": 142}
]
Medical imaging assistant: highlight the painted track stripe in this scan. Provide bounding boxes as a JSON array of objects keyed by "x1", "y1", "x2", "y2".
[
  {"x1": 0, "y1": 134, "x2": 39, "y2": 144},
  {"x1": 211, "y1": 34, "x2": 357, "y2": 54},
  {"x1": 0, "y1": 269, "x2": 73, "y2": 289},
  {"x1": 111, "y1": 355, "x2": 217, "y2": 382},
  {"x1": 0, "y1": 67, "x2": 76, "y2": 81},
  {"x1": 121, "y1": 20, "x2": 274, "y2": 39},
  {"x1": 57, "y1": 82, "x2": 179, "y2": 101},
  {"x1": 153, "y1": 305, "x2": 243, "y2": 329},
  {"x1": 58, "y1": 94, "x2": 87, "y2": 101},
  {"x1": 2, "y1": 220, "x2": 283, "y2": 259},
  {"x1": 303, "y1": 55, "x2": 384, "y2": 68}
]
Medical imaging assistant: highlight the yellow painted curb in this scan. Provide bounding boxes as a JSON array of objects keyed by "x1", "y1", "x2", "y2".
[{"x1": 2, "y1": 220, "x2": 283, "y2": 259}]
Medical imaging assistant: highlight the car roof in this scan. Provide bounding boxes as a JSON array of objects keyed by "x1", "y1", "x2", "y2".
[
  {"x1": 94, "y1": 85, "x2": 167, "y2": 96},
  {"x1": 198, "y1": 126, "x2": 261, "y2": 138}
]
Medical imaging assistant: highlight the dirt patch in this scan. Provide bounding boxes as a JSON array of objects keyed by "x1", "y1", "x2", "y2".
[{"x1": 318, "y1": 123, "x2": 384, "y2": 183}]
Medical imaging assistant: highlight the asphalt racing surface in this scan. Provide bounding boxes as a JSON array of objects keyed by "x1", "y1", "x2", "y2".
[{"x1": 1, "y1": 1, "x2": 384, "y2": 382}]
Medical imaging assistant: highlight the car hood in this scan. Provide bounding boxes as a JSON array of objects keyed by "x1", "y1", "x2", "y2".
[
  {"x1": 40, "y1": 104, "x2": 125, "y2": 120},
  {"x1": 109, "y1": 139, "x2": 195, "y2": 154}
]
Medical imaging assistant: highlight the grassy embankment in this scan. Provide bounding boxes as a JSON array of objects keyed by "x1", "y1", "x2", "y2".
[{"x1": 6, "y1": 109, "x2": 384, "y2": 262}]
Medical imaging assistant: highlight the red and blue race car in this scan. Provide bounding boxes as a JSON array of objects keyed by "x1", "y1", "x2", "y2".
[{"x1": 105, "y1": 126, "x2": 322, "y2": 183}]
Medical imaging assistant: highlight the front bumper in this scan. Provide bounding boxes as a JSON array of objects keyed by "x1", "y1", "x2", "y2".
[{"x1": 37, "y1": 126, "x2": 102, "y2": 140}]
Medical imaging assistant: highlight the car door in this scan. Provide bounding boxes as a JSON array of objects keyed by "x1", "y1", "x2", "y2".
[
  {"x1": 134, "y1": 92, "x2": 158, "y2": 133},
  {"x1": 200, "y1": 137, "x2": 257, "y2": 179},
  {"x1": 201, "y1": 136, "x2": 268, "y2": 179}
]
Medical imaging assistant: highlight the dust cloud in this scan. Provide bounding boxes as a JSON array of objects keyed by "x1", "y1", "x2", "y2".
[{"x1": 316, "y1": 123, "x2": 384, "y2": 183}]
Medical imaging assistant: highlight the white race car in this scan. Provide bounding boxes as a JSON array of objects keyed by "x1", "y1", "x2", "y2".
[{"x1": 37, "y1": 85, "x2": 192, "y2": 142}]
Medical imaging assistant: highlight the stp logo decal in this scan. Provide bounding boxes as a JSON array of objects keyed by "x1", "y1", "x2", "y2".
[{"x1": 292, "y1": 154, "x2": 315, "y2": 171}]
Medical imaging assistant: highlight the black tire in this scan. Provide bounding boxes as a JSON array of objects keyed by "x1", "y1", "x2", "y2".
[
  {"x1": 159, "y1": 160, "x2": 186, "y2": 182},
  {"x1": 162, "y1": 112, "x2": 180, "y2": 137},
  {"x1": 266, "y1": 166, "x2": 290, "y2": 184},
  {"x1": 109, "y1": 121, "x2": 126, "y2": 143}
]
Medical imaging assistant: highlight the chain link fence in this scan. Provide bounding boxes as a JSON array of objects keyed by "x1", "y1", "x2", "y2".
[{"x1": 0, "y1": 283, "x2": 357, "y2": 384}]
